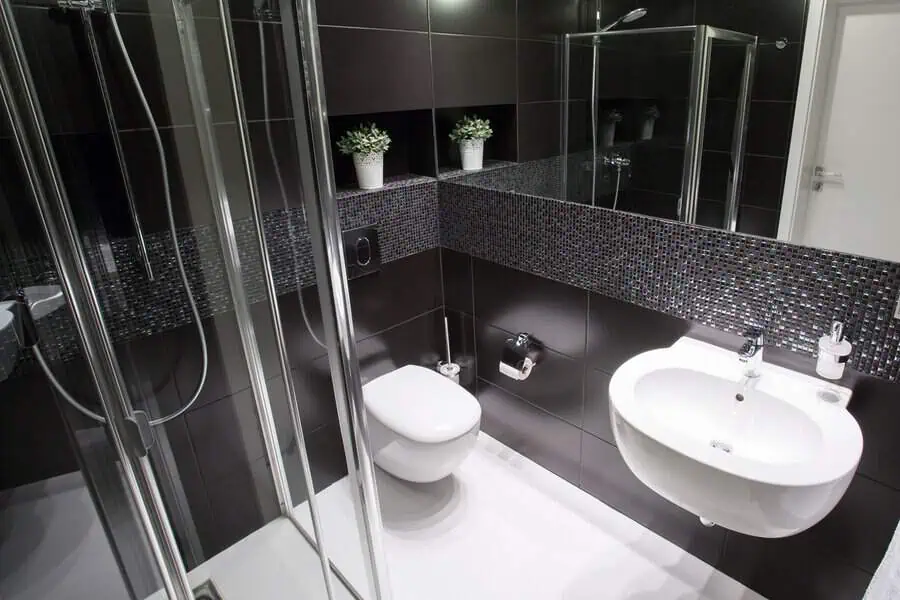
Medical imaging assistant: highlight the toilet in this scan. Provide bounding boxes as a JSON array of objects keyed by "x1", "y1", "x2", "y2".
[{"x1": 363, "y1": 365, "x2": 481, "y2": 483}]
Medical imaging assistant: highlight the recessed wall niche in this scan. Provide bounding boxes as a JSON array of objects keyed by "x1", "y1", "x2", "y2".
[
  {"x1": 328, "y1": 110, "x2": 436, "y2": 191},
  {"x1": 435, "y1": 104, "x2": 516, "y2": 175}
]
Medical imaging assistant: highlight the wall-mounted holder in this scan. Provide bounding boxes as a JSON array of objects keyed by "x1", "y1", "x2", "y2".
[
  {"x1": 343, "y1": 226, "x2": 380, "y2": 279},
  {"x1": 499, "y1": 333, "x2": 544, "y2": 381}
]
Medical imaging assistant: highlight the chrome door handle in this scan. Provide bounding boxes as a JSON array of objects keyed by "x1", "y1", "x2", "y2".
[{"x1": 813, "y1": 165, "x2": 844, "y2": 191}]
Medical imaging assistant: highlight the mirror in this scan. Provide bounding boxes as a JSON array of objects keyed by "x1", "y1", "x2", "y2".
[{"x1": 446, "y1": 1, "x2": 900, "y2": 265}]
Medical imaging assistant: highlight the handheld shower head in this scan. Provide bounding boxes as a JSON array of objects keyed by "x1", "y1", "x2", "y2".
[{"x1": 598, "y1": 7, "x2": 648, "y2": 32}]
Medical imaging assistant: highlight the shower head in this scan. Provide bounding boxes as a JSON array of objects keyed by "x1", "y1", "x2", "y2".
[{"x1": 598, "y1": 7, "x2": 648, "y2": 32}]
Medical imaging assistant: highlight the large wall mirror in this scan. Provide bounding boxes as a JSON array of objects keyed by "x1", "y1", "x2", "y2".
[{"x1": 446, "y1": 0, "x2": 900, "y2": 265}]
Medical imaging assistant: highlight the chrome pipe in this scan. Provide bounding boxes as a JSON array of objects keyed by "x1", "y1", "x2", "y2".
[
  {"x1": 590, "y1": 36, "x2": 599, "y2": 205},
  {"x1": 566, "y1": 25, "x2": 698, "y2": 40},
  {"x1": 680, "y1": 25, "x2": 712, "y2": 224},
  {"x1": 0, "y1": 4, "x2": 192, "y2": 598},
  {"x1": 80, "y1": 10, "x2": 154, "y2": 280},
  {"x1": 283, "y1": 0, "x2": 392, "y2": 597},
  {"x1": 167, "y1": 0, "x2": 294, "y2": 514},
  {"x1": 725, "y1": 40, "x2": 757, "y2": 232},
  {"x1": 215, "y1": 1, "x2": 339, "y2": 596},
  {"x1": 561, "y1": 35, "x2": 570, "y2": 201}
]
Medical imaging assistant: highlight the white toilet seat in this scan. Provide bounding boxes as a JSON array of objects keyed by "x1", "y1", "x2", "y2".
[{"x1": 363, "y1": 365, "x2": 482, "y2": 483}]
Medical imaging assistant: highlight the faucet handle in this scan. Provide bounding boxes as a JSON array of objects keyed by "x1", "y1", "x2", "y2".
[{"x1": 742, "y1": 326, "x2": 765, "y2": 346}]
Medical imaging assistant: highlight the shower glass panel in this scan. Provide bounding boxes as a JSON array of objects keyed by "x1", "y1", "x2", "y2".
[
  {"x1": 563, "y1": 25, "x2": 756, "y2": 228},
  {"x1": 0, "y1": 0, "x2": 356, "y2": 596}
]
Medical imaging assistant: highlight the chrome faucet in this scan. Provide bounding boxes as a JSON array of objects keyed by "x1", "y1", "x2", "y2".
[{"x1": 737, "y1": 327, "x2": 765, "y2": 379}]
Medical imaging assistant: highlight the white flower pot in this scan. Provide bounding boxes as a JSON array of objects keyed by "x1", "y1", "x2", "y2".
[
  {"x1": 353, "y1": 152, "x2": 384, "y2": 190},
  {"x1": 459, "y1": 139, "x2": 485, "y2": 171}
]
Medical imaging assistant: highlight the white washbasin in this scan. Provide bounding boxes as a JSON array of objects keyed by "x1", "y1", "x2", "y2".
[{"x1": 608, "y1": 336, "x2": 862, "y2": 538}]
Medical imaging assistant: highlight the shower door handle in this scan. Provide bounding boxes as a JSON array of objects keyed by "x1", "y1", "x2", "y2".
[{"x1": 813, "y1": 166, "x2": 844, "y2": 191}]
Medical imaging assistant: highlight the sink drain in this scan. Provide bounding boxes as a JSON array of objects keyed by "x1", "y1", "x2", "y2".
[{"x1": 710, "y1": 439, "x2": 733, "y2": 453}]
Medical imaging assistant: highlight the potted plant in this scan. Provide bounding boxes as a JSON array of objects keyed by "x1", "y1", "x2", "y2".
[
  {"x1": 337, "y1": 123, "x2": 391, "y2": 190},
  {"x1": 449, "y1": 115, "x2": 493, "y2": 171}
]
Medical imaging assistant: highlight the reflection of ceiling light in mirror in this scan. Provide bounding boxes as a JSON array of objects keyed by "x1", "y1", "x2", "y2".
[{"x1": 434, "y1": 0, "x2": 470, "y2": 7}]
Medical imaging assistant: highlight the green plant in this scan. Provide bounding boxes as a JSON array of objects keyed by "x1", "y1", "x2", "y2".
[
  {"x1": 336, "y1": 123, "x2": 391, "y2": 155},
  {"x1": 449, "y1": 115, "x2": 493, "y2": 142}
]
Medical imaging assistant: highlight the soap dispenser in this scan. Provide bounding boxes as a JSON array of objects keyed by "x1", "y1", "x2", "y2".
[{"x1": 816, "y1": 321, "x2": 852, "y2": 380}]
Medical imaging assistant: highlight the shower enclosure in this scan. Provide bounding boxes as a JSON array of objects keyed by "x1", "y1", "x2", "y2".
[
  {"x1": 0, "y1": 0, "x2": 388, "y2": 597},
  {"x1": 562, "y1": 24, "x2": 758, "y2": 230}
]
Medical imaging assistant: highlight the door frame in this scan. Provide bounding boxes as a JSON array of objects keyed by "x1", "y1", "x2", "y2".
[{"x1": 779, "y1": 0, "x2": 899, "y2": 240}]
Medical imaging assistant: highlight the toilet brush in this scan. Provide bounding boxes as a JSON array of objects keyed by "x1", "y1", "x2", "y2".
[{"x1": 438, "y1": 316, "x2": 461, "y2": 384}]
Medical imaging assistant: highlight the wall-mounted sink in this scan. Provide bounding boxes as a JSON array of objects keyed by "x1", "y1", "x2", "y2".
[{"x1": 608, "y1": 336, "x2": 862, "y2": 538}]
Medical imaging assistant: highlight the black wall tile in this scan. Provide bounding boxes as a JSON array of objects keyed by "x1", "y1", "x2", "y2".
[
  {"x1": 319, "y1": 27, "x2": 432, "y2": 115},
  {"x1": 718, "y1": 531, "x2": 872, "y2": 600},
  {"x1": 631, "y1": 0, "x2": 694, "y2": 29},
  {"x1": 582, "y1": 368, "x2": 613, "y2": 443},
  {"x1": 204, "y1": 456, "x2": 277, "y2": 553},
  {"x1": 432, "y1": 35, "x2": 516, "y2": 108},
  {"x1": 587, "y1": 292, "x2": 690, "y2": 374},
  {"x1": 746, "y1": 101, "x2": 795, "y2": 157},
  {"x1": 849, "y1": 375, "x2": 900, "y2": 489},
  {"x1": 580, "y1": 432, "x2": 726, "y2": 566},
  {"x1": 441, "y1": 248, "x2": 474, "y2": 314},
  {"x1": 356, "y1": 308, "x2": 443, "y2": 384},
  {"x1": 100, "y1": 13, "x2": 194, "y2": 129},
  {"x1": 184, "y1": 389, "x2": 265, "y2": 484},
  {"x1": 249, "y1": 120, "x2": 304, "y2": 213},
  {"x1": 518, "y1": 102, "x2": 563, "y2": 161},
  {"x1": 518, "y1": 0, "x2": 585, "y2": 40},
  {"x1": 118, "y1": 126, "x2": 214, "y2": 232},
  {"x1": 316, "y1": 0, "x2": 428, "y2": 31},
  {"x1": 753, "y1": 43, "x2": 802, "y2": 102},
  {"x1": 473, "y1": 258, "x2": 588, "y2": 357},
  {"x1": 230, "y1": 20, "x2": 292, "y2": 123},
  {"x1": 630, "y1": 145, "x2": 685, "y2": 195},
  {"x1": 475, "y1": 320, "x2": 585, "y2": 427},
  {"x1": 476, "y1": 379, "x2": 583, "y2": 485},
  {"x1": 518, "y1": 41, "x2": 563, "y2": 103},
  {"x1": 173, "y1": 312, "x2": 253, "y2": 410},
  {"x1": 349, "y1": 249, "x2": 443, "y2": 340},
  {"x1": 695, "y1": 0, "x2": 808, "y2": 43},
  {"x1": 740, "y1": 154, "x2": 785, "y2": 210},
  {"x1": 429, "y1": 0, "x2": 516, "y2": 37}
]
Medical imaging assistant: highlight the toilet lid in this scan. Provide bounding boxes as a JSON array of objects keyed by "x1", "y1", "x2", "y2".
[{"x1": 363, "y1": 365, "x2": 481, "y2": 444}]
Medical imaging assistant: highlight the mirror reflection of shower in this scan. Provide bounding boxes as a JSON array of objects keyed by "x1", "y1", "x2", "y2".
[{"x1": 590, "y1": 8, "x2": 648, "y2": 203}]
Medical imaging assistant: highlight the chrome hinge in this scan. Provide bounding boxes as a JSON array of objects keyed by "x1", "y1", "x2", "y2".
[
  {"x1": 812, "y1": 165, "x2": 844, "y2": 191},
  {"x1": 124, "y1": 410, "x2": 155, "y2": 457}
]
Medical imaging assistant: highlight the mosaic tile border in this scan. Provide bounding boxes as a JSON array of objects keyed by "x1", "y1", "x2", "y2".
[
  {"x1": 1, "y1": 180, "x2": 439, "y2": 371},
  {"x1": 439, "y1": 179, "x2": 900, "y2": 381}
]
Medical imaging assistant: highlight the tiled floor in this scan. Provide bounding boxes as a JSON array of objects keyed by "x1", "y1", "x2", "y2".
[
  {"x1": 0, "y1": 472, "x2": 128, "y2": 600},
  {"x1": 295, "y1": 433, "x2": 767, "y2": 600}
]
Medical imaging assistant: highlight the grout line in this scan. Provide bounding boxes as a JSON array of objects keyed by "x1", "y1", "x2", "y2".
[
  {"x1": 478, "y1": 376, "x2": 586, "y2": 431},
  {"x1": 316, "y1": 23, "x2": 428, "y2": 36}
]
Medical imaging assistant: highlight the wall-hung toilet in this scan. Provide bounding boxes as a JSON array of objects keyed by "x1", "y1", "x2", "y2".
[{"x1": 363, "y1": 365, "x2": 481, "y2": 483}]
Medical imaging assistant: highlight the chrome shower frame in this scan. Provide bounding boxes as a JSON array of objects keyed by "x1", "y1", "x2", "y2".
[{"x1": 562, "y1": 25, "x2": 757, "y2": 231}]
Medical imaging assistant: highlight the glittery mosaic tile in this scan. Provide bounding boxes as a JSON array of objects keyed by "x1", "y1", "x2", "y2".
[
  {"x1": 439, "y1": 179, "x2": 900, "y2": 381},
  {"x1": 1, "y1": 180, "x2": 439, "y2": 369}
]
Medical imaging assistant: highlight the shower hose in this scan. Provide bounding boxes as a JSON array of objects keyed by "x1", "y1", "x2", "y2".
[
  {"x1": 32, "y1": 12, "x2": 209, "y2": 427},
  {"x1": 258, "y1": 20, "x2": 325, "y2": 350}
]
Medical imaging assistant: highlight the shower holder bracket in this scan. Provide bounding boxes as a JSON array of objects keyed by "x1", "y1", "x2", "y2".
[{"x1": 56, "y1": 0, "x2": 109, "y2": 12}]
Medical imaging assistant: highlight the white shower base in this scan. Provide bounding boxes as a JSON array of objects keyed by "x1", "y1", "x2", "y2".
[{"x1": 295, "y1": 433, "x2": 767, "y2": 600}]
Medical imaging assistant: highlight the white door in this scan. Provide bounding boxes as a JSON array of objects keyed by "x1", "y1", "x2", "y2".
[{"x1": 781, "y1": 0, "x2": 900, "y2": 262}]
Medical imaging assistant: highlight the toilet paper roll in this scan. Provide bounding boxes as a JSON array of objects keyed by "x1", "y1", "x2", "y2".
[{"x1": 499, "y1": 357, "x2": 534, "y2": 381}]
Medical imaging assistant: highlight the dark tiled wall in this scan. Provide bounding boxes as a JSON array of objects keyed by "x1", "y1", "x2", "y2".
[
  {"x1": 441, "y1": 180, "x2": 900, "y2": 381},
  {"x1": 315, "y1": 0, "x2": 592, "y2": 177},
  {"x1": 442, "y1": 248, "x2": 900, "y2": 600}
]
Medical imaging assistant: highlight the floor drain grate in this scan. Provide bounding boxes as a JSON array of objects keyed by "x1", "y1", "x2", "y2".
[
  {"x1": 710, "y1": 440, "x2": 733, "y2": 453},
  {"x1": 194, "y1": 580, "x2": 222, "y2": 600}
]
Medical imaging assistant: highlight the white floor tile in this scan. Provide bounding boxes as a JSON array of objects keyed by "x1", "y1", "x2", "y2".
[{"x1": 295, "y1": 433, "x2": 766, "y2": 600}]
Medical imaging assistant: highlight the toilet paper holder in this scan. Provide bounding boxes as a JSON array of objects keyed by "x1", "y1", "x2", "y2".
[{"x1": 499, "y1": 333, "x2": 545, "y2": 381}]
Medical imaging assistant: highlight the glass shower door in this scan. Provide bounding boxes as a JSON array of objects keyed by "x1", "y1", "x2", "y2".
[{"x1": 0, "y1": 0, "x2": 344, "y2": 597}]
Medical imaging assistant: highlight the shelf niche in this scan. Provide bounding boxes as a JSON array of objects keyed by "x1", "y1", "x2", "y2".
[
  {"x1": 435, "y1": 104, "x2": 516, "y2": 175},
  {"x1": 329, "y1": 109, "x2": 436, "y2": 191}
]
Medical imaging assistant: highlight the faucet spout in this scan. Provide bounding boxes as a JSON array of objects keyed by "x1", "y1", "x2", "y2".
[{"x1": 737, "y1": 327, "x2": 765, "y2": 378}]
